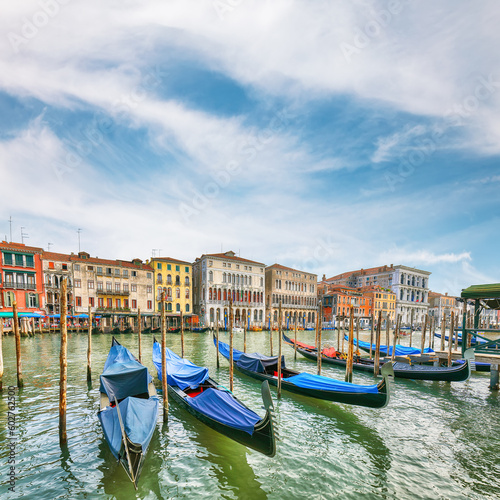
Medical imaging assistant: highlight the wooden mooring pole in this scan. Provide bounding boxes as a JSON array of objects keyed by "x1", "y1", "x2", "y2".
[
  {"x1": 346, "y1": 306, "x2": 354, "y2": 383},
  {"x1": 420, "y1": 315, "x2": 428, "y2": 354},
  {"x1": 278, "y1": 300, "x2": 282, "y2": 398},
  {"x1": 294, "y1": 315, "x2": 298, "y2": 360},
  {"x1": 374, "y1": 311, "x2": 382, "y2": 377},
  {"x1": 391, "y1": 314, "x2": 400, "y2": 361},
  {"x1": 355, "y1": 314, "x2": 359, "y2": 356},
  {"x1": 447, "y1": 312, "x2": 454, "y2": 367},
  {"x1": 317, "y1": 302, "x2": 322, "y2": 376},
  {"x1": 385, "y1": 316, "x2": 390, "y2": 352},
  {"x1": 180, "y1": 310, "x2": 184, "y2": 359},
  {"x1": 87, "y1": 306, "x2": 92, "y2": 385},
  {"x1": 13, "y1": 301, "x2": 23, "y2": 389},
  {"x1": 59, "y1": 278, "x2": 68, "y2": 446},
  {"x1": 270, "y1": 314, "x2": 274, "y2": 356},
  {"x1": 161, "y1": 292, "x2": 168, "y2": 422},
  {"x1": 369, "y1": 313, "x2": 374, "y2": 359},
  {"x1": 409, "y1": 309, "x2": 414, "y2": 347},
  {"x1": 137, "y1": 308, "x2": 142, "y2": 363},
  {"x1": 216, "y1": 321, "x2": 220, "y2": 369},
  {"x1": 441, "y1": 314, "x2": 446, "y2": 351},
  {"x1": 229, "y1": 295, "x2": 234, "y2": 393}
]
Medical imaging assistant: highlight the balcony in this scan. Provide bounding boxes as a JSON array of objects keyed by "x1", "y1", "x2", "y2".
[
  {"x1": 156, "y1": 295, "x2": 173, "y2": 301},
  {"x1": 3, "y1": 281, "x2": 37, "y2": 290},
  {"x1": 97, "y1": 290, "x2": 130, "y2": 296}
]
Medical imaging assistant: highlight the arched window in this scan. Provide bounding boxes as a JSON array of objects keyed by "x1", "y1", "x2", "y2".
[
  {"x1": 176, "y1": 275, "x2": 181, "y2": 285},
  {"x1": 167, "y1": 303, "x2": 172, "y2": 311},
  {"x1": 232, "y1": 274, "x2": 236, "y2": 284},
  {"x1": 185, "y1": 276, "x2": 189, "y2": 285},
  {"x1": 176, "y1": 303, "x2": 180, "y2": 311},
  {"x1": 209, "y1": 288, "x2": 213, "y2": 300},
  {"x1": 223, "y1": 272, "x2": 226, "y2": 283},
  {"x1": 176, "y1": 288, "x2": 180, "y2": 299},
  {"x1": 223, "y1": 289, "x2": 227, "y2": 300},
  {"x1": 208, "y1": 271, "x2": 213, "y2": 282},
  {"x1": 157, "y1": 273, "x2": 162, "y2": 284},
  {"x1": 167, "y1": 274, "x2": 172, "y2": 284},
  {"x1": 186, "y1": 288, "x2": 189, "y2": 299}
]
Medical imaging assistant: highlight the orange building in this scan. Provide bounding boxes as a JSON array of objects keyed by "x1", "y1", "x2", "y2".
[
  {"x1": 319, "y1": 284, "x2": 372, "y2": 324},
  {"x1": 360, "y1": 285, "x2": 396, "y2": 321}
]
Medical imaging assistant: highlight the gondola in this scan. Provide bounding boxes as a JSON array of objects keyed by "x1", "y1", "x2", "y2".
[
  {"x1": 152, "y1": 338, "x2": 276, "y2": 457},
  {"x1": 214, "y1": 336, "x2": 393, "y2": 409},
  {"x1": 434, "y1": 332, "x2": 486, "y2": 346},
  {"x1": 98, "y1": 338, "x2": 159, "y2": 489},
  {"x1": 190, "y1": 326, "x2": 209, "y2": 333},
  {"x1": 283, "y1": 335, "x2": 472, "y2": 382},
  {"x1": 346, "y1": 335, "x2": 435, "y2": 356}
]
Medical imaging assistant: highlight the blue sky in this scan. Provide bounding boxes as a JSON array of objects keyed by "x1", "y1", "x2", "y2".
[{"x1": 1, "y1": 0, "x2": 499, "y2": 294}]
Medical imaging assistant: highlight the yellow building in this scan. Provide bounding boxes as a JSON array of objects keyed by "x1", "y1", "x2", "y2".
[{"x1": 148, "y1": 257, "x2": 192, "y2": 316}]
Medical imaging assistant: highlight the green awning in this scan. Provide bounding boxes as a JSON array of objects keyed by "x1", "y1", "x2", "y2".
[{"x1": 461, "y1": 283, "x2": 500, "y2": 300}]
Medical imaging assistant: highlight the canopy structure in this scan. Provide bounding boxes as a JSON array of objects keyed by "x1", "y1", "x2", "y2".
[
  {"x1": 460, "y1": 283, "x2": 500, "y2": 358},
  {"x1": 152, "y1": 341, "x2": 209, "y2": 390},
  {"x1": 284, "y1": 372, "x2": 379, "y2": 394}
]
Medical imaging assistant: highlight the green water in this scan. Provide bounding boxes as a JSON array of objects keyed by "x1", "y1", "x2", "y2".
[{"x1": 0, "y1": 331, "x2": 499, "y2": 500}]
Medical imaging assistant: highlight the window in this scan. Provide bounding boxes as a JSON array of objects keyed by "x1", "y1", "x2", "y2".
[
  {"x1": 131, "y1": 284, "x2": 137, "y2": 292},
  {"x1": 223, "y1": 262, "x2": 226, "y2": 267},
  {"x1": 123, "y1": 284, "x2": 129, "y2": 293},
  {"x1": 27, "y1": 293, "x2": 38, "y2": 308},
  {"x1": 88, "y1": 280, "x2": 94, "y2": 289},
  {"x1": 146, "y1": 285, "x2": 152, "y2": 293},
  {"x1": 96, "y1": 266, "x2": 102, "y2": 274},
  {"x1": 76, "y1": 296, "x2": 82, "y2": 307},
  {"x1": 208, "y1": 271, "x2": 213, "y2": 282},
  {"x1": 15, "y1": 254, "x2": 24, "y2": 266},
  {"x1": 167, "y1": 264, "x2": 171, "y2": 270},
  {"x1": 3, "y1": 253, "x2": 13, "y2": 265},
  {"x1": 185, "y1": 267, "x2": 189, "y2": 273},
  {"x1": 48, "y1": 261, "x2": 54, "y2": 269},
  {"x1": 97, "y1": 281, "x2": 103, "y2": 291},
  {"x1": 107, "y1": 298, "x2": 112, "y2": 308},
  {"x1": 75, "y1": 279, "x2": 81, "y2": 288},
  {"x1": 176, "y1": 265, "x2": 180, "y2": 272},
  {"x1": 131, "y1": 271, "x2": 137, "y2": 277},
  {"x1": 62, "y1": 263, "x2": 68, "y2": 270},
  {"x1": 26, "y1": 255, "x2": 34, "y2": 267},
  {"x1": 116, "y1": 298, "x2": 121, "y2": 308},
  {"x1": 176, "y1": 288, "x2": 180, "y2": 299},
  {"x1": 186, "y1": 289, "x2": 190, "y2": 299},
  {"x1": 157, "y1": 263, "x2": 162, "y2": 270},
  {"x1": 132, "y1": 299, "x2": 137, "y2": 309},
  {"x1": 147, "y1": 273, "x2": 152, "y2": 279},
  {"x1": 74, "y1": 264, "x2": 80, "y2": 271},
  {"x1": 4, "y1": 291, "x2": 14, "y2": 307},
  {"x1": 147, "y1": 300, "x2": 152, "y2": 309},
  {"x1": 176, "y1": 303, "x2": 180, "y2": 311},
  {"x1": 89, "y1": 297, "x2": 95, "y2": 307},
  {"x1": 98, "y1": 298, "x2": 104, "y2": 308},
  {"x1": 124, "y1": 299, "x2": 129, "y2": 308},
  {"x1": 106, "y1": 282, "x2": 112, "y2": 291},
  {"x1": 186, "y1": 304, "x2": 190, "y2": 312},
  {"x1": 115, "y1": 283, "x2": 120, "y2": 292},
  {"x1": 185, "y1": 276, "x2": 190, "y2": 285},
  {"x1": 87, "y1": 265, "x2": 94, "y2": 271},
  {"x1": 115, "y1": 269, "x2": 120, "y2": 276},
  {"x1": 106, "y1": 268, "x2": 112, "y2": 275}
]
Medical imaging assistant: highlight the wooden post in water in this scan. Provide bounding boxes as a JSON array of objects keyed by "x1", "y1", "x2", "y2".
[
  {"x1": 369, "y1": 313, "x2": 374, "y2": 359},
  {"x1": 87, "y1": 306, "x2": 92, "y2": 385},
  {"x1": 430, "y1": 317, "x2": 435, "y2": 350},
  {"x1": 269, "y1": 314, "x2": 274, "y2": 356},
  {"x1": 13, "y1": 302, "x2": 23, "y2": 388},
  {"x1": 391, "y1": 314, "x2": 400, "y2": 361},
  {"x1": 420, "y1": 315, "x2": 428, "y2": 354},
  {"x1": 441, "y1": 314, "x2": 446, "y2": 351},
  {"x1": 385, "y1": 317, "x2": 390, "y2": 352},
  {"x1": 355, "y1": 314, "x2": 359, "y2": 356},
  {"x1": 345, "y1": 306, "x2": 354, "y2": 383},
  {"x1": 277, "y1": 300, "x2": 282, "y2": 398},
  {"x1": 216, "y1": 321, "x2": 220, "y2": 369},
  {"x1": 161, "y1": 292, "x2": 168, "y2": 422},
  {"x1": 294, "y1": 315, "x2": 298, "y2": 360},
  {"x1": 453, "y1": 314, "x2": 459, "y2": 351},
  {"x1": 341, "y1": 316, "x2": 345, "y2": 353},
  {"x1": 409, "y1": 309, "x2": 414, "y2": 347},
  {"x1": 374, "y1": 311, "x2": 382, "y2": 376},
  {"x1": 0, "y1": 320, "x2": 4, "y2": 391},
  {"x1": 337, "y1": 316, "x2": 341, "y2": 352},
  {"x1": 229, "y1": 294, "x2": 234, "y2": 393},
  {"x1": 447, "y1": 312, "x2": 454, "y2": 367},
  {"x1": 180, "y1": 310, "x2": 184, "y2": 359},
  {"x1": 59, "y1": 278, "x2": 68, "y2": 446},
  {"x1": 243, "y1": 313, "x2": 247, "y2": 353},
  {"x1": 317, "y1": 302, "x2": 322, "y2": 376},
  {"x1": 137, "y1": 308, "x2": 142, "y2": 363}
]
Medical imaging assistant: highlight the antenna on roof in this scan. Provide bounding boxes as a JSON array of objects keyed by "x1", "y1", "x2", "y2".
[
  {"x1": 77, "y1": 228, "x2": 82, "y2": 252},
  {"x1": 21, "y1": 226, "x2": 29, "y2": 244},
  {"x1": 48, "y1": 243, "x2": 53, "y2": 251},
  {"x1": 158, "y1": 249, "x2": 162, "y2": 257},
  {"x1": 8, "y1": 215, "x2": 12, "y2": 242}
]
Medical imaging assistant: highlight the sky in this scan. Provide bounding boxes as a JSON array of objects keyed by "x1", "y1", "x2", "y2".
[{"x1": 1, "y1": 0, "x2": 499, "y2": 295}]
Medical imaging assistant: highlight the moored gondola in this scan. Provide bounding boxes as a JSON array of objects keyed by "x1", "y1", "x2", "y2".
[
  {"x1": 283, "y1": 335, "x2": 472, "y2": 382},
  {"x1": 98, "y1": 338, "x2": 159, "y2": 489},
  {"x1": 214, "y1": 336, "x2": 393, "y2": 409},
  {"x1": 152, "y1": 338, "x2": 276, "y2": 457}
]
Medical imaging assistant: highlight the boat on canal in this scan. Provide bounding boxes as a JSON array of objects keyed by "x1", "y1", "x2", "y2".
[
  {"x1": 98, "y1": 338, "x2": 159, "y2": 489},
  {"x1": 214, "y1": 336, "x2": 393, "y2": 409},
  {"x1": 283, "y1": 335, "x2": 472, "y2": 382},
  {"x1": 152, "y1": 338, "x2": 276, "y2": 457},
  {"x1": 347, "y1": 336, "x2": 435, "y2": 356}
]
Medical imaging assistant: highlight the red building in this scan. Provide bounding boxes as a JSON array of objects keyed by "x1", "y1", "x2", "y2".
[{"x1": 0, "y1": 241, "x2": 45, "y2": 314}]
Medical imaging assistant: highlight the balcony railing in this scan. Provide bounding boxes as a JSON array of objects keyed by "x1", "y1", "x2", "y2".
[
  {"x1": 3, "y1": 281, "x2": 37, "y2": 290},
  {"x1": 97, "y1": 290, "x2": 130, "y2": 296}
]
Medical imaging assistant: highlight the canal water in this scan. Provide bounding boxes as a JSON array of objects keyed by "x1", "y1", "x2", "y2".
[{"x1": 0, "y1": 330, "x2": 499, "y2": 499}]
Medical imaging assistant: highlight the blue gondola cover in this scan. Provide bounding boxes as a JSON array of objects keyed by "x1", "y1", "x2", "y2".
[
  {"x1": 99, "y1": 396, "x2": 160, "y2": 458},
  {"x1": 348, "y1": 336, "x2": 434, "y2": 356},
  {"x1": 284, "y1": 373, "x2": 379, "y2": 394},
  {"x1": 100, "y1": 343, "x2": 151, "y2": 401},
  {"x1": 187, "y1": 388, "x2": 261, "y2": 435},
  {"x1": 153, "y1": 342, "x2": 209, "y2": 390}
]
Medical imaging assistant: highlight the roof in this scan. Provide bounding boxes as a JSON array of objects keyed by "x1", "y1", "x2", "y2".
[
  {"x1": 201, "y1": 251, "x2": 265, "y2": 267},
  {"x1": 150, "y1": 257, "x2": 192, "y2": 266},
  {"x1": 266, "y1": 263, "x2": 317, "y2": 277},
  {"x1": 325, "y1": 265, "x2": 395, "y2": 282},
  {"x1": 461, "y1": 283, "x2": 500, "y2": 300},
  {"x1": 42, "y1": 251, "x2": 153, "y2": 271},
  {"x1": 0, "y1": 241, "x2": 44, "y2": 253}
]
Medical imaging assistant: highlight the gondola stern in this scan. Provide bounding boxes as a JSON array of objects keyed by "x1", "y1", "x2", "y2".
[
  {"x1": 260, "y1": 381, "x2": 277, "y2": 457},
  {"x1": 379, "y1": 361, "x2": 394, "y2": 409}
]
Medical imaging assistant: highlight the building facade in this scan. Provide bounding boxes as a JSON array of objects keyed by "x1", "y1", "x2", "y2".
[
  {"x1": 322, "y1": 264, "x2": 431, "y2": 325},
  {"x1": 361, "y1": 285, "x2": 396, "y2": 322},
  {"x1": 0, "y1": 241, "x2": 45, "y2": 314},
  {"x1": 318, "y1": 284, "x2": 371, "y2": 326},
  {"x1": 42, "y1": 252, "x2": 74, "y2": 315},
  {"x1": 265, "y1": 264, "x2": 317, "y2": 326},
  {"x1": 148, "y1": 257, "x2": 192, "y2": 316},
  {"x1": 193, "y1": 251, "x2": 265, "y2": 327},
  {"x1": 428, "y1": 292, "x2": 460, "y2": 326}
]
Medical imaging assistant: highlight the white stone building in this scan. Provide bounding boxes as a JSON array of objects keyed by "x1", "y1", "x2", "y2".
[{"x1": 193, "y1": 251, "x2": 266, "y2": 327}]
